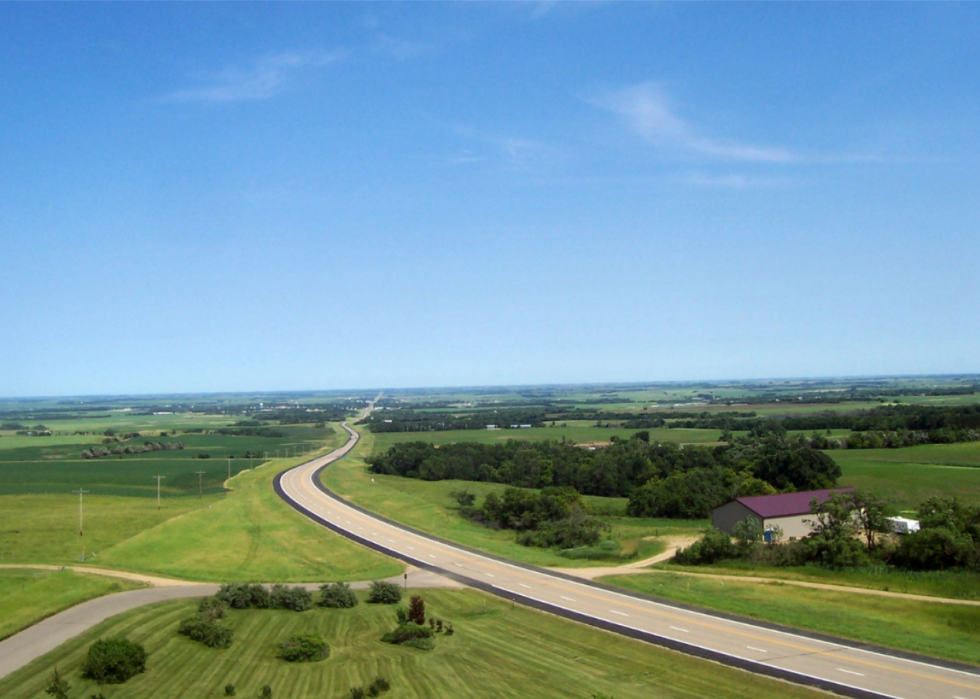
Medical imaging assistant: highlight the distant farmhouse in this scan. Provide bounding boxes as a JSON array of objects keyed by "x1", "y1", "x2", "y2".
[{"x1": 711, "y1": 488, "x2": 854, "y2": 541}]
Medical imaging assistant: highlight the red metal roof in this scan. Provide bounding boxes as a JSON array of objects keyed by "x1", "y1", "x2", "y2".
[{"x1": 729, "y1": 488, "x2": 853, "y2": 519}]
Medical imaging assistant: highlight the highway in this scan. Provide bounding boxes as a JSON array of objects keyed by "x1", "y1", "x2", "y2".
[{"x1": 277, "y1": 422, "x2": 980, "y2": 699}]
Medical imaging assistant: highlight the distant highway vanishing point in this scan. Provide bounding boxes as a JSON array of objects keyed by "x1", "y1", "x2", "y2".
[{"x1": 276, "y1": 423, "x2": 980, "y2": 699}]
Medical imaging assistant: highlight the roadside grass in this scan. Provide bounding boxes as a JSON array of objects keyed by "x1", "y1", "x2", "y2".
[
  {"x1": 600, "y1": 571, "x2": 980, "y2": 666},
  {"x1": 835, "y1": 443, "x2": 980, "y2": 509},
  {"x1": 0, "y1": 568, "x2": 143, "y2": 640},
  {"x1": 97, "y1": 453, "x2": 402, "y2": 583},
  {"x1": 652, "y1": 561, "x2": 980, "y2": 601},
  {"x1": 0, "y1": 588, "x2": 830, "y2": 699},
  {"x1": 319, "y1": 428, "x2": 703, "y2": 569}
]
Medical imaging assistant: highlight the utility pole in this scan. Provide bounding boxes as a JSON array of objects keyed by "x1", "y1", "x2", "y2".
[
  {"x1": 195, "y1": 471, "x2": 206, "y2": 498},
  {"x1": 249, "y1": 454, "x2": 253, "y2": 470},
  {"x1": 153, "y1": 476, "x2": 165, "y2": 509},
  {"x1": 227, "y1": 456, "x2": 231, "y2": 480},
  {"x1": 72, "y1": 488, "x2": 89, "y2": 536}
]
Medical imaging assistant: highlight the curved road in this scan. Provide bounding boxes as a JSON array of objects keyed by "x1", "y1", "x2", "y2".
[{"x1": 278, "y1": 422, "x2": 980, "y2": 699}]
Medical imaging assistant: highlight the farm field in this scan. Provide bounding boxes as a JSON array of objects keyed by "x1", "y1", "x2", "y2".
[
  {"x1": 834, "y1": 442, "x2": 980, "y2": 510},
  {"x1": 0, "y1": 568, "x2": 143, "y2": 640},
  {"x1": 0, "y1": 588, "x2": 830, "y2": 699},
  {"x1": 371, "y1": 425, "x2": 724, "y2": 448},
  {"x1": 600, "y1": 571, "x2": 980, "y2": 666},
  {"x1": 319, "y1": 428, "x2": 703, "y2": 568},
  {"x1": 97, "y1": 454, "x2": 402, "y2": 582}
]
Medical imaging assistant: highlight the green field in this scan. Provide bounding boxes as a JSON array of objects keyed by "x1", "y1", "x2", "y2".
[
  {"x1": 835, "y1": 442, "x2": 980, "y2": 510},
  {"x1": 0, "y1": 568, "x2": 143, "y2": 640},
  {"x1": 320, "y1": 428, "x2": 702, "y2": 568},
  {"x1": 0, "y1": 588, "x2": 829, "y2": 699},
  {"x1": 371, "y1": 425, "x2": 725, "y2": 448},
  {"x1": 601, "y1": 571, "x2": 980, "y2": 666}
]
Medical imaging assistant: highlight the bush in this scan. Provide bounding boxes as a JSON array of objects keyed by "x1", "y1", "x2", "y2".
[
  {"x1": 178, "y1": 615, "x2": 234, "y2": 649},
  {"x1": 349, "y1": 688, "x2": 366, "y2": 699},
  {"x1": 674, "y1": 528, "x2": 737, "y2": 565},
  {"x1": 224, "y1": 683, "x2": 236, "y2": 696},
  {"x1": 278, "y1": 634, "x2": 329, "y2": 663},
  {"x1": 367, "y1": 677, "x2": 391, "y2": 696},
  {"x1": 270, "y1": 584, "x2": 313, "y2": 612},
  {"x1": 81, "y1": 637, "x2": 147, "y2": 686},
  {"x1": 216, "y1": 583, "x2": 271, "y2": 609},
  {"x1": 367, "y1": 580, "x2": 402, "y2": 604},
  {"x1": 381, "y1": 623, "x2": 435, "y2": 650},
  {"x1": 260, "y1": 685, "x2": 273, "y2": 699},
  {"x1": 319, "y1": 582, "x2": 359, "y2": 608},
  {"x1": 44, "y1": 669, "x2": 70, "y2": 699},
  {"x1": 198, "y1": 596, "x2": 229, "y2": 620}
]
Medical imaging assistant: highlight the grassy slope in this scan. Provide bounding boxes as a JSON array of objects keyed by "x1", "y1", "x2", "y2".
[
  {"x1": 97, "y1": 453, "x2": 402, "y2": 583},
  {"x1": 0, "y1": 589, "x2": 828, "y2": 699},
  {"x1": 320, "y1": 428, "x2": 702, "y2": 568},
  {"x1": 835, "y1": 442, "x2": 980, "y2": 510},
  {"x1": 601, "y1": 572, "x2": 980, "y2": 666},
  {"x1": 0, "y1": 569, "x2": 143, "y2": 640}
]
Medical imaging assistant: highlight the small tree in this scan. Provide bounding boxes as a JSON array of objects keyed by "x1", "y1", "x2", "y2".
[
  {"x1": 81, "y1": 637, "x2": 147, "y2": 687},
  {"x1": 732, "y1": 517, "x2": 763, "y2": 557},
  {"x1": 367, "y1": 580, "x2": 402, "y2": 604},
  {"x1": 44, "y1": 669, "x2": 71, "y2": 699},
  {"x1": 849, "y1": 489, "x2": 890, "y2": 555},
  {"x1": 408, "y1": 595, "x2": 425, "y2": 625},
  {"x1": 319, "y1": 582, "x2": 358, "y2": 608}
]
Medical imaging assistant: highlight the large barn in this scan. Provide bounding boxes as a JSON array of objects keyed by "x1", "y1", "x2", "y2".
[{"x1": 710, "y1": 488, "x2": 853, "y2": 541}]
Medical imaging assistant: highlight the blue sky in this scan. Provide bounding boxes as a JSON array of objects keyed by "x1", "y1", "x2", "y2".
[{"x1": 1, "y1": 3, "x2": 978, "y2": 396}]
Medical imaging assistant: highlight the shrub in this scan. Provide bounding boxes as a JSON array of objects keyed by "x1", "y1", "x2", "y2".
[
  {"x1": 270, "y1": 584, "x2": 313, "y2": 612},
  {"x1": 44, "y1": 669, "x2": 70, "y2": 699},
  {"x1": 81, "y1": 637, "x2": 147, "y2": 686},
  {"x1": 674, "y1": 528, "x2": 737, "y2": 565},
  {"x1": 178, "y1": 615, "x2": 234, "y2": 649},
  {"x1": 260, "y1": 685, "x2": 273, "y2": 699},
  {"x1": 445, "y1": 623, "x2": 454, "y2": 636},
  {"x1": 349, "y1": 688, "x2": 366, "y2": 699},
  {"x1": 408, "y1": 595, "x2": 425, "y2": 625},
  {"x1": 319, "y1": 582, "x2": 358, "y2": 608},
  {"x1": 369, "y1": 676, "x2": 391, "y2": 694},
  {"x1": 395, "y1": 606, "x2": 409, "y2": 624},
  {"x1": 278, "y1": 633, "x2": 329, "y2": 662},
  {"x1": 367, "y1": 580, "x2": 402, "y2": 604},
  {"x1": 224, "y1": 683, "x2": 236, "y2": 696},
  {"x1": 381, "y1": 623, "x2": 435, "y2": 650},
  {"x1": 216, "y1": 583, "x2": 271, "y2": 610},
  {"x1": 198, "y1": 596, "x2": 229, "y2": 620}
]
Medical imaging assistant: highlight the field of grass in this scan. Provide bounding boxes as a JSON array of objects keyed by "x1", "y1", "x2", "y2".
[
  {"x1": 320, "y1": 428, "x2": 702, "y2": 569},
  {"x1": 653, "y1": 561, "x2": 980, "y2": 601},
  {"x1": 370, "y1": 425, "x2": 724, "y2": 448},
  {"x1": 0, "y1": 568, "x2": 143, "y2": 640},
  {"x1": 601, "y1": 571, "x2": 980, "y2": 666},
  {"x1": 96, "y1": 454, "x2": 402, "y2": 583},
  {"x1": 0, "y1": 588, "x2": 830, "y2": 699},
  {"x1": 835, "y1": 442, "x2": 980, "y2": 510},
  {"x1": 0, "y1": 424, "x2": 333, "y2": 497}
]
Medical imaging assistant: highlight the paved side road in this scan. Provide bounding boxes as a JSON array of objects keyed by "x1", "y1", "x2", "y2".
[
  {"x1": 0, "y1": 568, "x2": 456, "y2": 681},
  {"x1": 278, "y1": 422, "x2": 980, "y2": 699}
]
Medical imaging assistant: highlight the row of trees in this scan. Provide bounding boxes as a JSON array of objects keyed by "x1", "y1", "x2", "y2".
[
  {"x1": 368, "y1": 434, "x2": 841, "y2": 518},
  {"x1": 80, "y1": 441, "x2": 185, "y2": 459}
]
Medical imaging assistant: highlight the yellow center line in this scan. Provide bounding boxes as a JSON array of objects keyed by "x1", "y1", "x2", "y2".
[{"x1": 290, "y1": 448, "x2": 980, "y2": 694}]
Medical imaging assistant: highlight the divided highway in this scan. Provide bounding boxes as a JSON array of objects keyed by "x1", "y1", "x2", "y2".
[{"x1": 277, "y1": 423, "x2": 980, "y2": 699}]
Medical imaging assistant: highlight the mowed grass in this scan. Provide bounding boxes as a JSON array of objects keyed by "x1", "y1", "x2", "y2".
[
  {"x1": 97, "y1": 453, "x2": 402, "y2": 582},
  {"x1": 371, "y1": 425, "x2": 724, "y2": 448},
  {"x1": 835, "y1": 442, "x2": 980, "y2": 509},
  {"x1": 601, "y1": 572, "x2": 980, "y2": 666},
  {"x1": 320, "y1": 429, "x2": 702, "y2": 569},
  {"x1": 0, "y1": 589, "x2": 830, "y2": 699},
  {"x1": 0, "y1": 568, "x2": 143, "y2": 640}
]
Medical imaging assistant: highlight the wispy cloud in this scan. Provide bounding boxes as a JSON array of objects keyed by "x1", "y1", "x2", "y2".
[
  {"x1": 372, "y1": 34, "x2": 433, "y2": 61},
  {"x1": 163, "y1": 50, "x2": 346, "y2": 104},
  {"x1": 681, "y1": 173, "x2": 791, "y2": 189},
  {"x1": 452, "y1": 126, "x2": 565, "y2": 170},
  {"x1": 589, "y1": 82, "x2": 796, "y2": 164}
]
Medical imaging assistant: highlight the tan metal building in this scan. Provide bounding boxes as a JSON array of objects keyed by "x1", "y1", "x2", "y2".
[{"x1": 711, "y1": 488, "x2": 853, "y2": 541}]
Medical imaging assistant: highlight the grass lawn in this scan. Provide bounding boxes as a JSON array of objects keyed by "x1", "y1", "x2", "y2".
[
  {"x1": 319, "y1": 428, "x2": 703, "y2": 568},
  {"x1": 0, "y1": 588, "x2": 830, "y2": 699},
  {"x1": 600, "y1": 571, "x2": 980, "y2": 667},
  {"x1": 97, "y1": 454, "x2": 402, "y2": 583},
  {"x1": 653, "y1": 561, "x2": 980, "y2": 601},
  {"x1": 0, "y1": 568, "x2": 143, "y2": 640},
  {"x1": 835, "y1": 442, "x2": 980, "y2": 510}
]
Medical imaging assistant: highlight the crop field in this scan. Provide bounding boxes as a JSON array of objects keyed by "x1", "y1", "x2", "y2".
[
  {"x1": 0, "y1": 568, "x2": 143, "y2": 640},
  {"x1": 834, "y1": 442, "x2": 980, "y2": 510},
  {"x1": 0, "y1": 588, "x2": 828, "y2": 699},
  {"x1": 601, "y1": 571, "x2": 980, "y2": 666},
  {"x1": 0, "y1": 424, "x2": 333, "y2": 497},
  {"x1": 371, "y1": 425, "x2": 724, "y2": 449},
  {"x1": 320, "y1": 429, "x2": 702, "y2": 568}
]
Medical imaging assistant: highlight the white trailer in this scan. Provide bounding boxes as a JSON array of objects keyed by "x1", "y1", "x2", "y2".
[{"x1": 887, "y1": 517, "x2": 921, "y2": 534}]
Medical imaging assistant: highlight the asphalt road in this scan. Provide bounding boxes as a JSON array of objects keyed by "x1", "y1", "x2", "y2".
[{"x1": 278, "y1": 422, "x2": 980, "y2": 699}]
